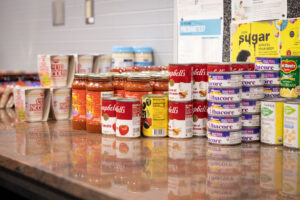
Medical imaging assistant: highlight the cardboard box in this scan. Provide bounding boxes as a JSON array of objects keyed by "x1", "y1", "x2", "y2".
[
  {"x1": 14, "y1": 87, "x2": 51, "y2": 122},
  {"x1": 37, "y1": 54, "x2": 75, "y2": 88}
]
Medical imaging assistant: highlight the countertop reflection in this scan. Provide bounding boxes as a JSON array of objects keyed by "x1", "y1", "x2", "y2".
[{"x1": 0, "y1": 109, "x2": 299, "y2": 200}]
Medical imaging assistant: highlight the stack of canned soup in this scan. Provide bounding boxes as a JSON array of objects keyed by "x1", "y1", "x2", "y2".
[
  {"x1": 207, "y1": 71, "x2": 242, "y2": 145},
  {"x1": 241, "y1": 71, "x2": 264, "y2": 142},
  {"x1": 168, "y1": 63, "x2": 208, "y2": 138}
]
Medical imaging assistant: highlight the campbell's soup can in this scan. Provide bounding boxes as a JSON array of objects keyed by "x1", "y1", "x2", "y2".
[
  {"x1": 101, "y1": 97, "x2": 119, "y2": 135},
  {"x1": 168, "y1": 101, "x2": 193, "y2": 138},
  {"x1": 116, "y1": 98, "x2": 141, "y2": 138},
  {"x1": 193, "y1": 100, "x2": 208, "y2": 137},
  {"x1": 192, "y1": 64, "x2": 207, "y2": 100},
  {"x1": 231, "y1": 62, "x2": 249, "y2": 71},
  {"x1": 207, "y1": 63, "x2": 231, "y2": 72},
  {"x1": 168, "y1": 64, "x2": 192, "y2": 101}
]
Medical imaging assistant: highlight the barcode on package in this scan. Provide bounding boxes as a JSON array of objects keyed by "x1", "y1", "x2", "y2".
[{"x1": 153, "y1": 129, "x2": 166, "y2": 136}]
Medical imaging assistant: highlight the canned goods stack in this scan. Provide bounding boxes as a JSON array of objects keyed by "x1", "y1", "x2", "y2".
[
  {"x1": 241, "y1": 71, "x2": 264, "y2": 142},
  {"x1": 255, "y1": 57, "x2": 281, "y2": 98},
  {"x1": 207, "y1": 71, "x2": 242, "y2": 145}
]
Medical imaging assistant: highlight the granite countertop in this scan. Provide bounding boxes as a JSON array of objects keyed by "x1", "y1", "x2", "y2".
[{"x1": 0, "y1": 109, "x2": 299, "y2": 200}]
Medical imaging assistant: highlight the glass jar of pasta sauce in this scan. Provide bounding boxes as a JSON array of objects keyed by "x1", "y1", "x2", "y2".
[
  {"x1": 151, "y1": 73, "x2": 168, "y2": 95},
  {"x1": 113, "y1": 73, "x2": 127, "y2": 97},
  {"x1": 124, "y1": 73, "x2": 152, "y2": 103},
  {"x1": 86, "y1": 73, "x2": 114, "y2": 133},
  {"x1": 72, "y1": 73, "x2": 87, "y2": 130}
]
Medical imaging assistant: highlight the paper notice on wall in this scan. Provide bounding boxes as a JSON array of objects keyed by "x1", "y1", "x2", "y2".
[
  {"x1": 232, "y1": 0, "x2": 287, "y2": 23},
  {"x1": 177, "y1": 0, "x2": 223, "y2": 63}
]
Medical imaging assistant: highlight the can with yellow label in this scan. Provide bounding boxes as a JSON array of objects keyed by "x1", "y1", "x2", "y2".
[{"x1": 142, "y1": 94, "x2": 168, "y2": 137}]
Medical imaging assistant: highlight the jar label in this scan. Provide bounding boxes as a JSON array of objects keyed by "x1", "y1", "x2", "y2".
[
  {"x1": 124, "y1": 91, "x2": 151, "y2": 104},
  {"x1": 72, "y1": 89, "x2": 86, "y2": 120},
  {"x1": 114, "y1": 89, "x2": 125, "y2": 97},
  {"x1": 86, "y1": 91, "x2": 101, "y2": 124}
]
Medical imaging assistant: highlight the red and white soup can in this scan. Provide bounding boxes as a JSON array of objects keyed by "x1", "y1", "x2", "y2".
[
  {"x1": 168, "y1": 64, "x2": 192, "y2": 101},
  {"x1": 193, "y1": 100, "x2": 208, "y2": 137},
  {"x1": 116, "y1": 98, "x2": 141, "y2": 138},
  {"x1": 231, "y1": 62, "x2": 249, "y2": 71},
  {"x1": 192, "y1": 63, "x2": 208, "y2": 100},
  {"x1": 101, "y1": 97, "x2": 120, "y2": 135},
  {"x1": 207, "y1": 63, "x2": 231, "y2": 73},
  {"x1": 168, "y1": 101, "x2": 193, "y2": 138}
]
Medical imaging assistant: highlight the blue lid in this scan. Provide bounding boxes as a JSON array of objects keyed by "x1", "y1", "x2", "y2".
[
  {"x1": 133, "y1": 47, "x2": 153, "y2": 53},
  {"x1": 112, "y1": 46, "x2": 134, "y2": 53}
]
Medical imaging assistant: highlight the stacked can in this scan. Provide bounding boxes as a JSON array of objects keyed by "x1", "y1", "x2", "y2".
[
  {"x1": 168, "y1": 64, "x2": 193, "y2": 138},
  {"x1": 207, "y1": 71, "x2": 242, "y2": 145},
  {"x1": 255, "y1": 57, "x2": 281, "y2": 98},
  {"x1": 241, "y1": 71, "x2": 264, "y2": 142}
]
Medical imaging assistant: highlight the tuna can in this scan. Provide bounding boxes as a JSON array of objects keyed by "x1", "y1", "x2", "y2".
[
  {"x1": 242, "y1": 100, "x2": 261, "y2": 113},
  {"x1": 242, "y1": 86, "x2": 264, "y2": 99},
  {"x1": 208, "y1": 87, "x2": 241, "y2": 102},
  {"x1": 168, "y1": 64, "x2": 192, "y2": 101},
  {"x1": 168, "y1": 101, "x2": 193, "y2": 138},
  {"x1": 142, "y1": 94, "x2": 168, "y2": 137},
  {"x1": 242, "y1": 71, "x2": 264, "y2": 86},
  {"x1": 283, "y1": 101, "x2": 300, "y2": 149},
  {"x1": 263, "y1": 70, "x2": 280, "y2": 85},
  {"x1": 264, "y1": 85, "x2": 280, "y2": 98},
  {"x1": 207, "y1": 129, "x2": 242, "y2": 145},
  {"x1": 242, "y1": 126, "x2": 260, "y2": 142},
  {"x1": 261, "y1": 98, "x2": 285, "y2": 145},
  {"x1": 192, "y1": 63, "x2": 208, "y2": 100},
  {"x1": 207, "y1": 115, "x2": 242, "y2": 131},
  {"x1": 242, "y1": 113, "x2": 260, "y2": 127},
  {"x1": 207, "y1": 62, "x2": 231, "y2": 72},
  {"x1": 208, "y1": 101, "x2": 242, "y2": 116},
  {"x1": 255, "y1": 57, "x2": 281, "y2": 71},
  {"x1": 116, "y1": 98, "x2": 141, "y2": 138},
  {"x1": 193, "y1": 100, "x2": 208, "y2": 137},
  {"x1": 208, "y1": 72, "x2": 242, "y2": 87}
]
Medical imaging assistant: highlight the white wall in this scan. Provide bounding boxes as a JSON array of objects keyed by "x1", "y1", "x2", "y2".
[{"x1": 0, "y1": 0, "x2": 174, "y2": 72}]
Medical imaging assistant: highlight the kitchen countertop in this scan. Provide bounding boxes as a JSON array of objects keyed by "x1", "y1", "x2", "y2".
[{"x1": 0, "y1": 109, "x2": 299, "y2": 200}]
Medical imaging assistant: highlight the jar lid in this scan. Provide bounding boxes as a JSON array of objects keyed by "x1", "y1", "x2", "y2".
[
  {"x1": 112, "y1": 46, "x2": 134, "y2": 53},
  {"x1": 128, "y1": 73, "x2": 150, "y2": 80},
  {"x1": 74, "y1": 73, "x2": 87, "y2": 78},
  {"x1": 150, "y1": 73, "x2": 168, "y2": 80},
  {"x1": 88, "y1": 73, "x2": 112, "y2": 80},
  {"x1": 133, "y1": 47, "x2": 153, "y2": 53}
]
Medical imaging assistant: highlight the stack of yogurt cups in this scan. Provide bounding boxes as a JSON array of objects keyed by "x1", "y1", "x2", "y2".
[
  {"x1": 241, "y1": 71, "x2": 264, "y2": 142},
  {"x1": 207, "y1": 71, "x2": 243, "y2": 145}
]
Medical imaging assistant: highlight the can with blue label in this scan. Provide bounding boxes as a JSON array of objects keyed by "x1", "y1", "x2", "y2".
[
  {"x1": 263, "y1": 71, "x2": 280, "y2": 85},
  {"x1": 242, "y1": 71, "x2": 264, "y2": 86},
  {"x1": 242, "y1": 126, "x2": 260, "y2": 142},
  {"x1": 208, "y1": 101, "x2": 242, "y2": 116},
  {"x1": 208, "y1": 115, "x2": 242, "y2": 131},
  {"x1": 242, "y1": 86, "x2": 264, "y2": 99},
  {"x1": 255, "y1": 57, "x2": 281, "y2": 71},
  {"x1": 242, "y1": 100, "x2": 261, "y2": 113},
  {"x1": 208, "y1": 72, "x2": 242, "y2": 87},
  {"x1": 207, "y1": 129, "x2": 242, "y2": 145},
  {"x1": 208, "y1": 87, "x2": 241, "y2": 102},
  {"x1": 242, "y1": 113, "x2": 260, "y2": 127},
  {"x1": 264, "y1": 85, "x2": 280, "y2": 98}
]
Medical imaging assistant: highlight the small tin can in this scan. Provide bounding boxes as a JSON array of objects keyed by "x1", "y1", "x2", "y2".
[
  {"x1": 101, "y1": 97, "x2": 119, "y2": 135},
  {"x1": 208, "y1": 101, "x2": 242, "y2": 116},
  {"x1": 261, "y1": 98, "x2": 285, "y2": 145},
  {"x1": 263, "y1": 70, "x2": 280, "y2": 85},
  {"x1": 284, "y1": 101, "x2": 300, "y2": 149},
  {"x1": 242, "y1": 126, "x2": 260, "y2": 142},
  {"x1": 255, "y1": 57, "x2": 281, "y2": 71},
  {"x1": 142, "y1": 94, "x2": 168, "y2": 137},
  {"x1": 242, "y1": 86, "x2": 264, "y2": 99},
  {"x1": 242, "y1": 113, "x2": 260, "y2": 127},
  {"x1": 168, "y1": 101, "x2": 193, "y2": 138},
  {"x1": 169, "y1": 64, "x2": 192, "y2": 101},
  {"x1": 193, "y1": 100, "x2": 208, "y2": 137},
  {"x1": 207, "y1": 129, "x2": 242, "y2": 145},
  {"x1": 192, "y1": 63, "x2": 208, "y2": 100},
  {"x1": 264, "y1": 85, "x2": 280, "y2": 98},
  {"x1": 242, "y1": 71, "x2": 264, "y2": 86},
  {"x1": 242, "y1": 100, "x2": 261, "y2": 113},
  {"x1": 208, "y1": 87, "x2": 241, "y2": 102},
  {"x1": 208, "y1": 115, "x2": 242, "y2": 131},
  {"x1": 207, "y1": 63, "x2": 231, "y2": 72},
  {"x1": 208, "y1": 72, "x2": 242, "y2": 87},
  {"x1": 116, "y1": 98, "x2": 141, "y2": 138}
]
